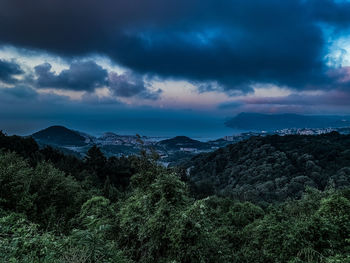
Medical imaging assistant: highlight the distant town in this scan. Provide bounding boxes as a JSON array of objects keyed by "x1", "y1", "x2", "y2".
[{"x1": 224, "y1": 127, "x2": 350, "y2": 141}]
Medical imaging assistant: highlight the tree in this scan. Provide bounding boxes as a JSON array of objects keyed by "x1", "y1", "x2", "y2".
[
  {"x1": 85, "y1": 145, "x2": 107, "y2": 181},
  {"x1": 117, "y1": 171, "x2": 190, "y2": 262},
  {"x1": 0, "y1": 152, "x2": 35, "y2": 212}
]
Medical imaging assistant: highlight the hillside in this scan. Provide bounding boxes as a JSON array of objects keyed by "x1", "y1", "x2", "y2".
[
  {"x1": 225, "y1": 112, "x2": 350, "y2": 130},
  {"x1": 32, "y1": 125, "x2": 88, "y2": 146},
  {"x1": 184, "y1": 132, "x2": 350, "y2": 203},
  {"x1": 1, "y1": 130, "x2": 350, "y2": 262}
]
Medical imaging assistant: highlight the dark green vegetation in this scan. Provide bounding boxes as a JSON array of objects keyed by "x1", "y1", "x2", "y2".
[
  {"x1": 1, "y1": 131, "x2": 350, "y2": 262},
  {"x1": 185, "y1": 132, "x2": 350, "y2": 204},
  {"x1": 226, "y1": 112, "x2": 350, "y2": 130}
]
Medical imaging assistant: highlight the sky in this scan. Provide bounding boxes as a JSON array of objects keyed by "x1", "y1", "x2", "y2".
[{"x1": 1, "y1": 0, "x2": 350, "y2": 137}]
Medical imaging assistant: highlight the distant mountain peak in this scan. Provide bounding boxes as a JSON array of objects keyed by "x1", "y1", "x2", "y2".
[
  {"x1": 173, "y1": 135, "x2": 195, "y2": 140},
  {"x1": 44, "y1": 125, "x2": 69, "y2": 130},
  {"x1": 32, "y1": 125, "x2": 88, "y2": 146}
]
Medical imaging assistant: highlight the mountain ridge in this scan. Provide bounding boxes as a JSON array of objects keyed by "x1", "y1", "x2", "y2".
[{"x1": 183, "y1": 132, "x2": 350, "y2": 203}]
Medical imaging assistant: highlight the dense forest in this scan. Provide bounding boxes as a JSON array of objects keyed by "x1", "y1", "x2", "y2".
[
  {"x1": 1, "y1": 131, "x2": 350, "y2": 262},
  {"x1": 185, "y1": 132, "x2": 350, "y2": 204}
]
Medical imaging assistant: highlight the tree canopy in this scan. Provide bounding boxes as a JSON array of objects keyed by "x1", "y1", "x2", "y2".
[{"x1": 1, "y1": 132, "x2": 350, "y2": 262}]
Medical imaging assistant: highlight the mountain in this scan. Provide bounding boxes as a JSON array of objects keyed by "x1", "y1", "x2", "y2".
[
  {"x1": 225, "y1": 112, "x2": 350, "y2": 131},
  {"x1": 183, "y1": 132, "x2": 350, "y2": 204},
  {"x1": 157, "y1": 136, "x2": 209, "y2": 150},
  {"x1": 32, "y1": 126, "x2": 88, "y2": 146}
]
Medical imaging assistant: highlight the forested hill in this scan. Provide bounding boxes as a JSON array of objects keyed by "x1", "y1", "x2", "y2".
[
  {"x1": 1, "y1": 130, "x2": 350, "y2": 262},
  {"x1": 184, "y1": 132, "x2": 350, "y2": 203},
  {"x1": 32, "y1": 125, "x2": 87, "y2": 146}
]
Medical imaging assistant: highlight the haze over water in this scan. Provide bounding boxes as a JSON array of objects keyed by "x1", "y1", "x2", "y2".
[{"x1": 3, "y1": 116, "x2": 237, "y2": 141}]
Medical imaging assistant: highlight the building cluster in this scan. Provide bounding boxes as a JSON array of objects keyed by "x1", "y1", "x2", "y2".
[
  {"x1": 97, "y1": 133, "x2": 154, "y2": 146},
  {"x1": 223, "y1": 127, "x2": 350, "y2": 142},
  {"x1": 276, "y1": 128, "x2": 336, "y2": 136}
]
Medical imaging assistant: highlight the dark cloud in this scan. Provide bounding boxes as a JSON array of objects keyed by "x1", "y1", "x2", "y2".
[
  {"x1": 1, "y1": 0, "x2": 350, "y2": 91},
  {"x1": 307, "y1": 0, "x2": 350, "y2": 28},
  {"x1": 34, "y1": 61, "x2": 108, "y2": 91},
  {"x1": 33, "y1": 61, "x2": 162, "y2": 99},
  {"x1": 109, "y1": 72, "x2": 162, "y2": 100},
  {"x1": 0, "y1": 59, "x2": 23, "y2": 83}
]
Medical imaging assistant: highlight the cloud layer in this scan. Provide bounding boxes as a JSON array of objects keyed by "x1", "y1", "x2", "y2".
[
  {"x1": 1, "y1": 0, "x2": 350, "y2": 91},
  {"x1": 1, "y1": 0, "x2": 350, "y2": 137},
  {"x1": 0, "y1": 58, "x2": 160, "y2": 101},
  {"x1": 34, "y1": 61, "x2": 108, "y2": 91},
  {"x1": 0, "y1": 59, "x2": 23, "y2": 83},
  {"x1": 109, "y1": 72, "x2": 161, "y2": 100}
]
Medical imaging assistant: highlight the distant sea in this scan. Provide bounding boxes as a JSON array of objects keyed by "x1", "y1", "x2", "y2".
[
  {"x1": 92, "y1": 118, "x2": 240, "y2": 141},
  {"x1": 3, "y1": 117, "x2": 242, "y2": 141}
]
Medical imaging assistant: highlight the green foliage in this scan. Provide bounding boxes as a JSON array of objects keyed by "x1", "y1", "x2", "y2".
[
  {"x1": 168, "y1": 199, "x2": 228, "y2": 263},
  {"x1": 0, "y1": 152, "x2": 87, "y2": 232},
  {"x1": 30, "y1": 162, "x2": 87, "y2": 231},
  {"x1": 62, "y1": 196, "x2": 132, "y2": 263},
  {"x1": 0, "y1": 212, "x2": 62, "y2": 263},
  {"x1": 0, "y1": 152, "x2": 35, "y2": 212},
  {"x1": 85, "y1": 145, "x2": 107, "y2": 179},
  {"x1": 1, "y1": 132, "x2": 350, "y2": 263},
  {"x1": 118, "y1": 171, "x2": 190, "y2": 262},
  {"x1": 0, "y1": 132, "x2": 143, "y2": 192},
  {"x1": 78, "y1": 196, "x2": 116, "y2": 228},
  {"x1": 235, "y1": 189, "x2": 350, "y2": 263},
  {"x1": 0, "y1": 210, "x2": 131, "y2": 263},
  {"x1": 66, "y1": 227, "x2": 129, "y2": 263},
  {"x1": 185, "y1": 134, "x2": 350, "y2": 203}
]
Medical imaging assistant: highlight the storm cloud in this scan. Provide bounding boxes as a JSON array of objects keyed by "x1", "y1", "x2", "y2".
[
  {"x1": 34, "y1": 61, "x2": 108, "y2": 91},
  {"x1": 32, "y1": 60, "x2": 161, "y2": 99},
  {"x1": 1, "y1": 0, "x2": 350, "y2": 91},
  {"x1": 109, "y1": 72, "x2": 162, "y2": 100},
  {"x1": 0, "y1": 59, "x2": 23, "y2": 84}
]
